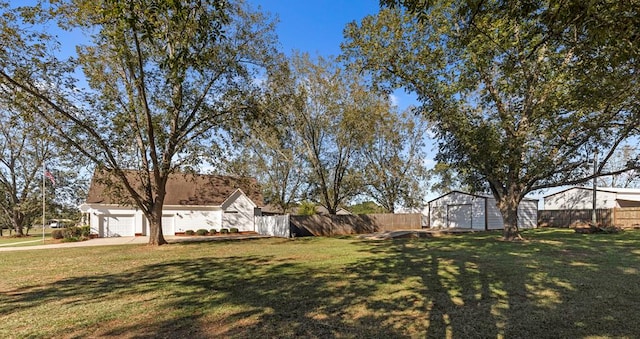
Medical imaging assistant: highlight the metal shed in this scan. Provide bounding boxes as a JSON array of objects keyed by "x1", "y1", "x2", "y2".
[{"x1": 427, "y1": 191, "x2": 538, "y2": 230}]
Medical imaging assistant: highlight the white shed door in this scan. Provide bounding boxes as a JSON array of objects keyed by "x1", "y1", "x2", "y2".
[
  {"x1": 161, "y1": 215, "x2": 174, "y2": 236},
  {"x1": 448, "y1": 204, "x2": 472, "y2": 228},
  {"x1": 103, "y1": 215, "x2": 135, "y2": 237}
]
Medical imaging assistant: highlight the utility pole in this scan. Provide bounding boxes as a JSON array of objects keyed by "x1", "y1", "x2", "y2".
[
  {"x1": 42, "y1": 160, "x2": 46, "y2": 243},
  {"x1": 592, "y1": 148, "x2": 598, "y2": 225}
]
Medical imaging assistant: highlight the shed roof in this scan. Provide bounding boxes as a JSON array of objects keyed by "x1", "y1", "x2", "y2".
[
  {"x1": 85, "y1": 170, "x2": 263, "y2": 207},
  {"x1": 427, "y1": 190, "x2": 538, "y2": 204},
  {"x1": 543, "y1": 186, "x2": 640, "y2": 198}
]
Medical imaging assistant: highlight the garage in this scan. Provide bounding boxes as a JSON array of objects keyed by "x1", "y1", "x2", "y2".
[{"x1": 102, "y1": 215, "x2": 135, "y2": 237}]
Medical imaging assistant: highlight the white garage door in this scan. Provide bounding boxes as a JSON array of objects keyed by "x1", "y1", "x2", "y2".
[
  {"x1": 161, "y1": 215, "x2": 174, "y2": 236},
  {"x1": 103, "y1": 215, "x2": 135, "y2": 237},
  {"x1": 448, "y1": 204, "x2": 472, "y2": 228}
]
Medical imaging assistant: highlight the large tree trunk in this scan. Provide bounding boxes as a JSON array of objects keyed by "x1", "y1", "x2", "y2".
[
  {"x1": 147, "y1": 204, "x2": 168, "y2": 246},
  {"x1": 12, "y1": 212, "x2": 25, "y2": 237},
  {"x1": 496, "y1": 195, "x2": 521, "y2": 241},
  {"x1": 13, "y1": 226, "x2": 24, "y2": 236}
]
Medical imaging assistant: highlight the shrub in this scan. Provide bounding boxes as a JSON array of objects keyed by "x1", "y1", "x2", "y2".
[
  {"x1": 229, "y1": 227, "x2": 239, "y2": 233},
  {"x1": 209, "y1": 229, "x2": 218, "y2": 235},
  {"x1": 196, "y1": 229, "x2": 208, "y2": 236},
  {"x1": 80, "y1": 225, "x2": 91, "y2": 237},
  {"x1": 51, "y1": 229, "x2": 64, "y2": 239},
  {"x1": 185, "y1": 230, "x2": 195, "y2": 236},
  {"x1": 298, "y1": 201, "x2": 317, "y2": 216},
  {"x1": 52, "y1": 226, "x2": 91, "y2": 241},
  {"x1": 63, "y1": 227, "x2": 79, "y2": 238},
  {"x1": 220, "y1": 228, "x2": 229, "y2": 234}
]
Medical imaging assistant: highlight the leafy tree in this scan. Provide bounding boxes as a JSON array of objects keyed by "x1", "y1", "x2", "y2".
[
  {"x1": 228, "y1": 61, "x2": 308, "y2": 213},
  {"x1": 343, "y1": 1, "x2": 640, "y2": 239},
  {"x1": 428, "y1": 162, "x2": 486, "y2": 195},
  {"x1": 240, "y1": 54, "x2": 425, "y2": 214},
  {"x1": 297, "y1": 200, "x2": 317, "y2": 216},
  {"x1": 267, "y1": 53, "x2": 388, "y2": 214},
  {"x1": 597, "y1": 145, "x2": 640, "y2": 188},
  {"x1": 0, "y1": 109, "x2": 57, "y2": 236},
  {"x1": 359, "y1": 109, "x2": 428, "y2": 212},
  {"x1": 348, "y1": 200, "x2": 386, "y2": 214},
  {"x1": 225, "y1": 134, "x2": 306, "y2": 214},
  {"x1": 0, "y1": 0, "x2": 278, "y2": 245}
]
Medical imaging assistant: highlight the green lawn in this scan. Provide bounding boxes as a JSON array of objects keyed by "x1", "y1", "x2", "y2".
[
  {"x1": 1, "y1": 228, "x2": 639, "y2": 338},
  {"x1": 0, "y1": 229, "x2": 53, "y2": 247}
]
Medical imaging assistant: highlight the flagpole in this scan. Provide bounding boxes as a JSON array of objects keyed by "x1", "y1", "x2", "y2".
[{"x1": 42, "y1": 161, "x2": 46, "y2": 243}]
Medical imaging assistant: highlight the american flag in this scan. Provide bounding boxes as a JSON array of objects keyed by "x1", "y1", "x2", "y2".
[{"x1": 45, "y1": 168, "x2": 56, "y2": 186}]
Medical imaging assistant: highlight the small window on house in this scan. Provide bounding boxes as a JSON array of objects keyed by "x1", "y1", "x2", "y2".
[{"x1": 224, "y1": 210, "x2": 238, "y2": 213}]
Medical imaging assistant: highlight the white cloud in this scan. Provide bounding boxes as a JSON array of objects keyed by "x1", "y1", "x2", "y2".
[{"x1": 388, "y1": 93, "x2": 399, "y2": 107}]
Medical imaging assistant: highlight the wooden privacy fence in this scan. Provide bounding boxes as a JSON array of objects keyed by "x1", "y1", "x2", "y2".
[
  {"x1": 613, "y1": 207, "x2": 640, "y2": 228},
  {"x1": 290, "y1": 213, "x2": 423, "y2": 237},
  {"x1": 538, "y1": 209, "x2": 612, "y2": 227},
  {"x1": 538, "y1": 208, "x2": 640, "y2": 228}
]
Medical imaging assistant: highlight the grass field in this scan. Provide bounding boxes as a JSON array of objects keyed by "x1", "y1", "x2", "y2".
[
  {"x1": 1, "y1": 228, "x2": 639, "y2": 338},
  {"x1": 0, "y1": 229, "x2": 54, "y2": 247}
]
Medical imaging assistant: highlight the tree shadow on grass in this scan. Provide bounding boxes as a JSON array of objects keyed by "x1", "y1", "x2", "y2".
[
  {"x1": 2, "y1": 252, "x2": 408, "y2": 337},
  {"x1": 2, "y1": 230, "x2": 639, "y2": 338},
  {"x1": 349, "y1": 229, "x2": 640, "y2": 338}
]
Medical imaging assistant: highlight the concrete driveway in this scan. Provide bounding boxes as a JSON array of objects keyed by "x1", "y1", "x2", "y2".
[{"x1": 0, "y1": 234, "x2": 270, "y2": 252}]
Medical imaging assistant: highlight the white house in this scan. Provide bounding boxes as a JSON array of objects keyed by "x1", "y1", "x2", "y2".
[
  {"x1": 79, "y1": 171, "x2": 264, "y2": 237},
  {"x1": 427, "y1": 191, "x2": 538, "y2": 230},
  {"x1": 543, "y1": 186, "x2": 640, "y2": 210}
]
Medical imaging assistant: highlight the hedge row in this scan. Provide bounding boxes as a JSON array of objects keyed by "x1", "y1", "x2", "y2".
[
  {"x1": 51, "y1": 226, "x2": 91, "y2": 242},
  {"x1": 184, "y1": 227, "x2": 239, "y2": 236}
]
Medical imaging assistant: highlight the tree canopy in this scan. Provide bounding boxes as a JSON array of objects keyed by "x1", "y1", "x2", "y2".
[
  {"x1": 359, "y1": 109, "x2": 428, "y2": 213},
  {"x1": 344, "y1": 0, "x2": 640, "y2": 239},
  {"x1": 238, "y1": 53, "x2": 429, "y2": 214},
  {"x1": 0, "y1": 0, "x2": 279, "y2": 245}
]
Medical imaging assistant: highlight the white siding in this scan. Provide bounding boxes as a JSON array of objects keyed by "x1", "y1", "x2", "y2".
[
  {"x1": 134, "y1": 213, "x2": 146, "y2": 235},
  {"x1": 486, "y1": 201, "x2": 503, "y2": 230},
  {"x1": 486, "y1": 198, "x2": 538, "y2": 229},
  {"x1": 544, "y1": 188, "x2": 617, "y2": 209},
  {"x1": 430, "y1": 205, "x2": 446, "y2": 228},
  {"x1": 162, "y1": 208, "x2": 223, "y2": 233},
  {"x1": 222, "y1": 192, "x2": 257, "y2": 232},
  {"x1": 82, "y1": 205, "x2": 225, "y2": 236},
  {"x1": 81, "y1": 189, "x2": 258, "y2": 237},
  {"x1": 429, "y1": 192, "x2": 487, "y2": 229},
  {"x1": 517, "y1": 200, "x2": 538, "y2": 229}
]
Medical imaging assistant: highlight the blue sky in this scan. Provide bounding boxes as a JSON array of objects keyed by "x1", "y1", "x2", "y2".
[
  {"x1": 249, "y1": 0, "x2": 421, "y2": 113},
  {"x1": 249, "y1": 0, "x2": 379, "y2": 57}
]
